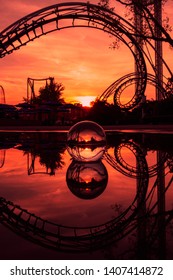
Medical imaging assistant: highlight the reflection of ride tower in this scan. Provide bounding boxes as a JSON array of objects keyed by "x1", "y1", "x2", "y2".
[
  {"x1": 105, "y1": 137, "x2": 173, "y2": 258},
  {"x1": 136, "y1": 144, "x2": 147, "y2": 259},
  {"x1": 114, "y1": 140, "x2": 148, "y2": 258},
  {"x1": 27, "y1": 144, "x2": 65, "y2": 176},
  {"x1": 0, "y1": 149, "x2": 6, "y2": 169},
  {"x1": 66, "y1": 160, "x2": 108, "y2": 199},
  {"x1": 156, "y1": 150, "x2": 166, "y2": 259},
  {"x1": 153, "y1": 0, "x2": 166, "y2": 254},
  {"x1": 115, "y1": 138, "x2": 168, "y2": 259}
]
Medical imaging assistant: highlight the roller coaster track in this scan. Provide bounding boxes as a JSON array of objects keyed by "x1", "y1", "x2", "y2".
[
  {"x1": 99, "y1": 73, "x2": 171, "y2": 109},
  {"x1": 0, "y1": 2, "x2": 147, "y2": 111},
  {"x1": 0, "y1": 2, "x2": 173, "y2": 111}
]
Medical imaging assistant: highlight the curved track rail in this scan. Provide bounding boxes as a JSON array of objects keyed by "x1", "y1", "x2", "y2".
[
  {"x1": 99, "y1": 73, "x2": 171, "y2": 110},
  {"x1": 0, "y1": 2, "x2": 147, "y2": 110}
]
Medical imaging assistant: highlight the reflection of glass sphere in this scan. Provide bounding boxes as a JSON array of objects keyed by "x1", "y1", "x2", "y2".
[
  {"x1": 67, "y1": 121, "x2": 106, "y2": 162},
  {"x1": 66, "y1": 160, "x2": 108, "y2": 199}
]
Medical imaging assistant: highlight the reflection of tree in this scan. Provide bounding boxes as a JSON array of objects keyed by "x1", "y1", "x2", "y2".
[
  {"x1": 15, "y1": 133, "x2": 66, "y2": 176},
  {"x1": 28, "y1": 148, "x2": 65, "y2": 176}
]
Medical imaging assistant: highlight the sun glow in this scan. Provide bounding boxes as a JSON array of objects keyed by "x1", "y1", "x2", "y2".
[{"x1": 77, "y1": 96, "x2": 96, "y2": 107}]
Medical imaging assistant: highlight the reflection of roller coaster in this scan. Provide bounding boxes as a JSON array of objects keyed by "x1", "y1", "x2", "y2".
[
  {"x1": 1, "y1": 134, "x2": 173, "y2": 257},
  {"x1": 0, "y1": 177, "x2": 147, "y2": 253},
  {"x1": 104, "y1": 139, "x2": 173, "y2": 258},
  {"x1": 105, "y1": 140, "x2": 149, "y2": 179},
  {"x1": 104, "y1": 139, "x2": 170, "y2": 179},
  {"x1": 0, "y1": 137, "x2": 149, "y2": 253},
  {"x1": 0, "y1": 167, "x2": 172, "y2": 256}
]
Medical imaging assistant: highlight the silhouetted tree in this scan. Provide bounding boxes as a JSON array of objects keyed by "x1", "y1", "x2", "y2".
[
  {"x1": 118, "y1": 0, "x2": 173, "y2": 44},
  {"x1": 88, "y1": 100, "x2": 122, "y2": 124},
  {"x1": 99, "y1": 0, "x2": 173, "y2": 47},
  {"x1": 34, "y1": 79, "x2": 65, "y2": 104}
]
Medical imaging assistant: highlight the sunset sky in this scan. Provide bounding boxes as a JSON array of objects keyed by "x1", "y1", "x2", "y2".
[{"x1": 0, "y1": 0, "x2": 173, "y2": 106}]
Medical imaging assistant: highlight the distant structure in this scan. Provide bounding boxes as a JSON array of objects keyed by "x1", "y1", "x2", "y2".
[
  {"x1": 27, "y1": 77, "x2": 54, "y2": 103},
  {"x1": 0, "y1": 85, "x2": 5, "y2": 104}
]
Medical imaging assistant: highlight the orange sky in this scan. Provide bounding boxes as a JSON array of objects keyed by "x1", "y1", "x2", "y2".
[{"x1": 0, "y1": 0, "x2": 173, "y2": 106}]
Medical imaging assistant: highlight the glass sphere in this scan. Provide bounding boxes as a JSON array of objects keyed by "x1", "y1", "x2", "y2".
[
  {"x1": 67, "y1": 121, "x2": 106, "y2": 162},
  {"x1": 66, "y1": 160, "x2": 108, "y2": 199}
]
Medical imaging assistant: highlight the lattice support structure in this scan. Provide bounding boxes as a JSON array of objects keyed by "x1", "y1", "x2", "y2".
[
  {"x1": 27, "y1": 77, "x2": 54, "y2": 102},
  {"x1": 154, "y1": 0, "x2": 163, "y2": 101},
  {"x1": 134, "y1": 0, "x2": 145, "y2": 75},
  {"x1": 133, "y1": 0, "x2": 163, "y2": 102}
]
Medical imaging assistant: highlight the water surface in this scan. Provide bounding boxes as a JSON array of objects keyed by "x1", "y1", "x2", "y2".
[{"x1": 0, "y1": 131, "x2": 173, "y2": 260}]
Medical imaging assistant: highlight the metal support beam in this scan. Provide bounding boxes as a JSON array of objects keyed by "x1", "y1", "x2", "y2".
[{"x1": 154, "y1": 0, "x2": 163, "y2": 101}]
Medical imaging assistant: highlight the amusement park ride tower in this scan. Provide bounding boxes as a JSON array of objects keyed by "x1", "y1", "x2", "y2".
[
  {"x1": 154, "y1": 0, "x2": 163, "y2": 101},
  {"x1": 134, "y1": 0, "x2": 166, "y2": 258},
  {"x1": 134, "y1": 0, "x2": 163, "y2": 101}
]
